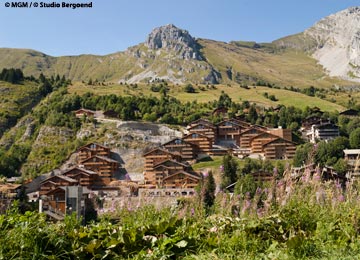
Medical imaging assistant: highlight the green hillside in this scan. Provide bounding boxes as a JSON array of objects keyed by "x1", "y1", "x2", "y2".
[
  {"x1": 0, "y1": 37, "x2": 355, "y2": 89},
  {"x1": 69, "y1": 83, "x2": 345, "y2": 112}
]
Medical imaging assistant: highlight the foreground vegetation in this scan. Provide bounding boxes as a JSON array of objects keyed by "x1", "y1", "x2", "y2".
[{"x1": 2, "y1": 175, "x2": 360, "y2": 259}]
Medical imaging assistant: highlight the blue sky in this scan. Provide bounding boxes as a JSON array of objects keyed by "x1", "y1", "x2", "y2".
[{"x1": 0, "y1": 0, "x2": 359, "y2": 56}]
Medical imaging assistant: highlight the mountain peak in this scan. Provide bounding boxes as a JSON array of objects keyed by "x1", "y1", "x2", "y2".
[
  {"x1": 303, "y1": 6, "x2": 360, "y2": 81},
  {"x1": 145, "y1": 24, "x2": 201, "y2": 60}
]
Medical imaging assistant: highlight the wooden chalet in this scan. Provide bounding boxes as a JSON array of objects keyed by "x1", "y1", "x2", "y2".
[
  {"x1": 62, "y1": 167, "x2": 98, "y2": 187},
  {"x1": 301, "y1": 115, "x2": 322, "y2": 130},
  {"x1": 183, "y1": 133, "x2": 213, "y2": 155},
  {"x1": 162, "y1": 138, "x2": 196, "y2": 161},
  {"x1": 43, "y1": 186, "x2": 91, "y2": 220},
  {"x1": 340, "y1": 109, "x2": 359, "y2": 118},
  {"x1": 238, "y1": 127, "x2": 267, "y2": 148},
  {"x1": 74, "y1": 108, "x2": 95, "y2": 118},
  {"x1": 268, "y1": 128, "x2": 292, "y2": 141},
  {"x1": 151, "y1": 160, "x2": 191, "y2": 187},
  {"x1": 143, "y1": 148, "x2": 182, "y2": 186},
  {"x1": 162, "y1": 171, "x2": 201, "y2": 189},
  {"x1": 212, "y1": 107, "x2": 228, "y2": 117},
  {"x1": 249, "y1": 132, "x2": 280, "y2": 154},
  {"x1": 262, "y1": 138, "x2": 296, "y2": 159},
  {"x1": 187, "y1": 118, "x2": 214, "y2": 129},
  {"x1": 0, "y1": 184, "x2": 22, "y2": 214},
  {"x1": 187, "y1": 122, "x2": 217, "y2": 143},
  {"x1": 216, "y1": 119, "x2": 250, "y2": 146},
  {"x1": 80, "y1": 156, "x2": 120, "y2": 186},
  {"x1": 40, "y1": 175, "x2": 78, "y2": 196},
  {"x1": 77, "y1": 143, "x2": 111, "y2": 162}
]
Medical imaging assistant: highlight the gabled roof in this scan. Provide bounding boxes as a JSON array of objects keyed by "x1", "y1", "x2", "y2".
[
  {"x1": 249, "y1": 132, "x2": 279, "y2": 142},
  {"x1": 143, "y1": 147, "x2": 180, "y2": 157},
  {"x1": 153, "y1": 159, "x2": 188, "y2": 169},
  {"x1": 340, "y1": 109, "x2": 359, "y2": 116},
  {"x1": 162, "y1": 137, "x2": 194, "y2": 147},
  {"x1": 80, "y1": 155, "x2": 119, "y2": 164},
  {"x1": 74, "y1": 108, "x2": 95, "y2": 114},
  {"x1": 188, "y1": 122, "x2": 216, "y2": 130},
  {"x1": 188, "y1": 118, "x2": 214, "y2": 127},
  {"x1": 262, "y1": 137, "x2": 295, "y2": 147},
  {"x1": 62, "y1": 167, "x2": 98, "y2": 176},
  {"x1": 163, "y1": 170, "x2": 201, "y2": 181},
  {"x1": 77, "y1": 142, "x2": 110, "y2": 151},
  {"x1": 183, "y1": 132, "x2": 212, "y2": 140},
  {"x1": 41, "y1": 175, "x2": 78, "y2": 184},
  {"x1": 313, "y1": 122, "x2": 339, "y2": 129},
  {"x1": 239, "y1": 127, "x2": 266, "y2": 137}
]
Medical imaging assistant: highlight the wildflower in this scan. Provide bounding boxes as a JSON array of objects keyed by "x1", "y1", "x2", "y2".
[
  {"x1": 209, "y1": 226, "x2": 218, "y2": 233},
  {"x1": 190, "y1": 208, "x2": 195, "y2": 216},
  {"x1": 337, "y1": 194, "x2": 345, "y2": 202}
]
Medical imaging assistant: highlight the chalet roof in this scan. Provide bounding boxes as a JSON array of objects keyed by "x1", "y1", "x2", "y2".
[
  {"x1": 212, "y1": 107, "x2": 228, "y2": 114},
  {"x1": 62, "y1": 167, "x2": 98, "y2": 176},
  {"x1": 74, "y1": 108, "x2": 95, "y2": 114},
  {"x1": 77, "y1": 142, "x2": 110, "y2": 151},
  {"x1": 143, "y1": 147, "x2": 180, "y2": 157},
  {"x1": 187, "y1": 122, "x2": 216, "y2": 130},
  {"x1": 249, "y1": 131, "x2": 279, "y2": 143},
  {"x1": 262, "y1": 137, "x2": 295, "y2": 147},
  {"x1": 188, "y1": 118, "x2": 214, "y2": 126},
  {"x1": 344, "y1": 149, "x2": 360, "y2": 155},
  {"x1": 161, "y1": 137, "x2": 193, "y2": 147},
  {"x1": 313, "y1": 122, "x2": 339, "y2": 129},
  {"x1": 162, "y1": 170, "x2": 201, "y2": 181},
  {"x1": 216, "y1": 119, "x2": 244, "y2": 127},
  {"x1": 45, "y1": 186, "x2": 91, "y2": 195},
  {"x1": 80, "y1": 155, "x2": 119, "y2": 164},
  {"x1": 41, "y1": 175, "x2": 78, "y2": 184},
  {"x1": 153, "y1": 159, "x2": 188, "y2": 169},
  {"x1": 183, "y1": 132, "x2": 212, "y2": 140},
  {"x1": 0, "y1": 184, "x2": 21, "y2": 193},
  {"x1": 340, "y1": 109, "x2": 359, "y2": 116},
  {"x1": 238, "y1": 127, "x2": 266, "y2": 137}
]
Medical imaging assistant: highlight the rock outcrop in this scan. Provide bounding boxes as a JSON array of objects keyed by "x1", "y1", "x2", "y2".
[
  {"x1": 146, "y1": 24, "x2": 201, "y2": 60},
  {"x1": 304, "y1": 7, "x2": 360, "y2": 81}
]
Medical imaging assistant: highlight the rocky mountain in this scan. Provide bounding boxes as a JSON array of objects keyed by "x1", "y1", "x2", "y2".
[
  {"x1": 275, "y1": 7, "x2": 360, "y2": 82},
  {"x1": 1, "y1": 9, "x2": 360, "y2": 86}
]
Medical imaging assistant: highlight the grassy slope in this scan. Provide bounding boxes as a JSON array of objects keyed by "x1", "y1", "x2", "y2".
[
  {"x1": 0, "y1": 80, "x2": 42, "y2": 136},
  {"x1": 0, "y1": 38, "x2": 356, "y2": 89},
  {"x1": 199, "y1": 39, "x2": 353, "y2": 88},
  {"x1": 69, "y1": 83, "x2": 345, "y2": 112}
]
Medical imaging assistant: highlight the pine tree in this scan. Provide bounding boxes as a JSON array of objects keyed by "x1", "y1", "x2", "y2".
[
  {"x1": 203, "y1": 171, "x2": 216, "y2": 208},
  {"x1": 221, "y1": 154, "x2": 238, "y2": 189}
]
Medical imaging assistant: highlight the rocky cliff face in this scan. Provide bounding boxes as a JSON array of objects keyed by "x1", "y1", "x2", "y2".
[
  {"x1": 145, "y1": 24, "x2": 201, "y2": 60},
  {"x1": 304, "y1": 7, "x2": 360, "y2": 81}
]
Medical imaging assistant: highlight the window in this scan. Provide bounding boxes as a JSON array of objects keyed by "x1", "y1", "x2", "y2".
[
  {"x1": 192, "y1": 133, "x2": 198, "y2": 138},
  {"x1": 175, "y1": 139, "x2": 182, "y2": 145}
]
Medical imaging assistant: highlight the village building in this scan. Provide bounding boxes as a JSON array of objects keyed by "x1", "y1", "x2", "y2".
[
  {"x1": 143, "y1": 148, "x2": 182, "y2": 186},
  {"x1": 74, "y1": 108, "x2": 96, "y2": 118},
  {"x1": 80, "y1": 156, "x2": 120, "y2": 186},
  {"x1": 162, "y1": 138, "x2": 196, "y2": 161},
  {"x1": 344, "y1": 149, "x2": 360, "y2": 179},
  {"x1": 0, "y1": 184, "x2": 22, "y2": 213},
  {"x1": 186, "y1": 120, "x2": 217, "y2": 143},
  {"x1": 262, "y1": 138, "x2": 296, "y2": 159},
  {"x1": 306, "y1": 122, "x2": 340, "y2": 143},
  {"x1": 183, "y1": 133, "x2": 213, "y2": 155},
  {"x1": 77, "y1": 143, "x2": 111, "y2": 163},
  {"x1": 216, "y1": 119, "x2": 248, "y2": 146},
  {"x1": 339, "y1": 109, "x2": 359, "y2": 118}
]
